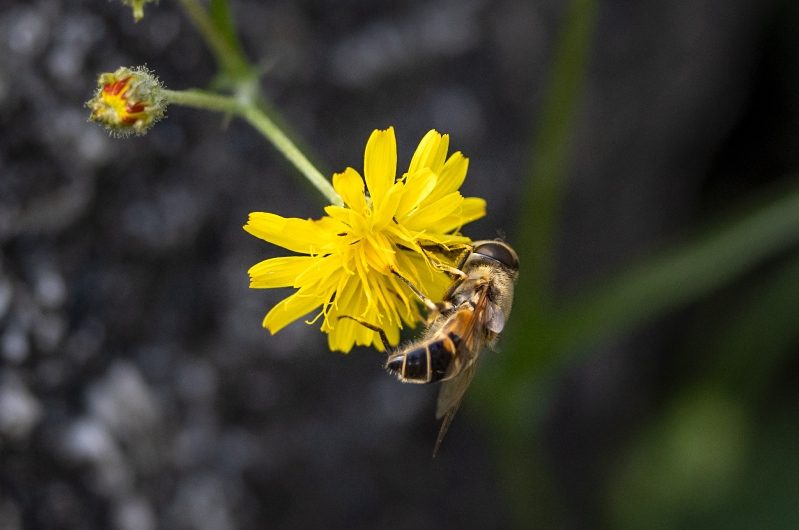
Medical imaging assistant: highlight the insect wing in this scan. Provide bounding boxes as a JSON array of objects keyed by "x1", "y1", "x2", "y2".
[
  {"x1": 433, "y1": 363, "x2": 477, "y2": 456},
  {"x1": 436, "y1": 287, "x2": 490, "y2": 380},
  {"x1": 434, "y1": 291, "x2": 490, "y2": 420},
  {"x1": 431, "y1": 287, "x2": 491, "y2": 456},
  {"x1": 485, "y1": 302, "x2": 505, "y2": 333},
  {"x1": 435, "y1": 359, "x2": 478, "y2": 420}
]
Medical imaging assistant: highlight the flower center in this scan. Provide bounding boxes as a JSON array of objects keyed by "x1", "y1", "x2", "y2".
[{"x1": 100, "y1": 77, "x2": 149, "y2": 124}]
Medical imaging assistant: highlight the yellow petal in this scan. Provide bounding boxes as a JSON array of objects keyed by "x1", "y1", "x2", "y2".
[
  {"x1": 244, "y1": 212, "x2": 332, "y2": 254},
  {"x1": 324, "y1": 276, "x2": 363, "y2": 352},
  {"x1": 263, "y1": 289, "x2": 325, "y2": 333},
  {"x1": 359, "y1": 233, "x2": 392, "y2": 274},
  {"x1": 353, "y1": 290, "x2": 377, "y2": 344},
  {"x1": 379, "y1": 316, "x2": 400, "y2": 350},
  {"x1": 248, "y1": 256, "x2": 317, "y2": 288},
  {"x1": 385, "y1": 272, "x2": 415, "y2": 322},
  {"x1": 324, "y1": 205, "x2": 369, "y2": 233},
  {"x1": 372, "y1": 274, "x2": 397, "y2": 324},
  {"x1": 316, "y1": 215, "x2": 350, "y2": 233},
  {"x1": 408, "y1": 130, "x2": 440, "y2": 175},
  {"x1": 371, "y1": 279, "x2": 403, "y2": 348},
  {"x1": 383, "y1": 222, "x2": 418, "y2": 247},
  {"x1": 420, "y1": 232, "x2": 473, "y2": 246},
  {"x1": 363, "y1": 127, "x2": 397, "y2": 206},
  {"x1": 371, "y1": 180, "x2": 404, "y2": 230},
  {"x1": 408, "y1": 130, "x2": 449, "y2": 175},
  {"x1": 430, "y1": 134, "x2": 449, "y2": 174},
  {"x1": 373, "y1": 231, "x2": 400, "y2": 271},
  {"x1": 430, "y1": 197, "x2": 486, "y2": 233},
  {"x1": 395, "y1": 248, "x2": 446, "y2": 298},
  {"x1": 328, "y1": 315, "x2": 356, "y2": 352},
  {"x1": 332, "y1": 168, "x2": 367, "y2": 212},
  {"x1": 318, "y1": 268, "x2": 352, "y2": 333},
  {"x1": 459, "y1": 196, "x2": 487, "y2": 219},
  {"x1": 420, "y1": 152, "x2": 468, "y2": 208},
  {"x1": 404, "y1": 192, "x2": 464, "y2": 231},
  {"x1": 328, "y1": 307, "x2": 370, "y2": 352},
  {"x1": 326, "y1": 275, "x2": 403, "y2": 353},
  {"x1": 294, "y1": 253, "x2": 345, "y2": 289},
  {"x1": 395, "y1": 168, "x2": 437, "y2": 218},
  {"x1": 359, "y1": 234, "x2": 393, "y2": 272}
]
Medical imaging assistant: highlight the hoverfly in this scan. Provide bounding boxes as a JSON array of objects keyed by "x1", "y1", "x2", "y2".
[{"x1": 342, "y1": 240, "x2": 519, "y2": 455}]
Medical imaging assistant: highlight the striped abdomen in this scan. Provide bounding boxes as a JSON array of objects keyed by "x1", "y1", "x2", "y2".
[{"x1": 385, "y1": 332, "x2": 462, "y2": 383}]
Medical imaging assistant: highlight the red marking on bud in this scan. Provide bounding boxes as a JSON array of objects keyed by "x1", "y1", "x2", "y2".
[
  {"x1": 103, "y1": 76, "x2": 132, "y2": 97},
  {"x1": 126, "y1": 102, "x2": 147, "y2": 114}
]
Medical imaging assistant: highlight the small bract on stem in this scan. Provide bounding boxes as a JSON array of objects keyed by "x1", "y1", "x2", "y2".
[{"x1": 122, "y1": 0, "x2": 157, "y2": 22}]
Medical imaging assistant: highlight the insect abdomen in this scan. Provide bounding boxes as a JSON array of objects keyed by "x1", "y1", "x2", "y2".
[{"x1": 385, "y1": 333, "x2": 460, "y2": 383}]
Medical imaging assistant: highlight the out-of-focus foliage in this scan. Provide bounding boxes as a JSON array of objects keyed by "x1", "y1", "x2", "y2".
[{"x1": 473, "y1": 0, "x2": 799, "y2": 528}]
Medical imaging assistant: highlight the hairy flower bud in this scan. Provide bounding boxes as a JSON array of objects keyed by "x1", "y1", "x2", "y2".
[{"x1": 87, "y1": 67, "x2": 166, "y2": 137}]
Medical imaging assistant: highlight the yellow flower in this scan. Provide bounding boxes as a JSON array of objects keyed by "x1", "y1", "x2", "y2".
[
  {"x1": 245, "y1": 127, "x2": 486, "y2": 352},
  {"x1": 87, "y1": 67, "x2": 165, "y2": 137}
]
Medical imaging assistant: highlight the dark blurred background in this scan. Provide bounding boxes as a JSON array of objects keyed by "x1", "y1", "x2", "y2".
[{"x1": 1, "y1": 0, "x2": 799, "y2": 529}]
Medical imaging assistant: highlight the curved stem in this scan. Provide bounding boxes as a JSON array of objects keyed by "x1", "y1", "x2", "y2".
[
  {"x1": 176, "y1": 0, "x2": 251, "y2": 79},
  {"x1": 163, "y1": 89, "x2": 343, "y2": 206},
  {"x1": 240, "y1": 106, "x2": 343, "y2": 206}
]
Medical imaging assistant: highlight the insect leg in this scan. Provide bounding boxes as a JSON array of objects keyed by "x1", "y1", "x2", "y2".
[
  {"x1": 421, "y1": 245, "x2": 474, "y2": 303},
  {"x1": 419, "y1": 246, "x2": 469, "y2": 280},
  {"x1": 389, "y1": 267, "x2": 452, "y2": 313},
  {"x1": 453, "y1": 245, "x2": 473, "y2": 270},
  {"x1": 337, "y1": 316, "x2": 391, "y2": 351}
]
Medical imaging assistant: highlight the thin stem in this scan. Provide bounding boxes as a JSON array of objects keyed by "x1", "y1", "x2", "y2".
[
  {"x1": 162, "y1": 89, "x2": 236, "y2": 113},
  {"x1": 176, "y1": 0, "x2": 251, "y2": 79},
  {"x1": 240, "y1": 106, "x2": 343, "y2": 206},
  {"x1": 163, "y1": 89, "x2": 343, "y2": 206},
  {"x1": 175, "y1": 0, "x2": 332, "y2": 184}
]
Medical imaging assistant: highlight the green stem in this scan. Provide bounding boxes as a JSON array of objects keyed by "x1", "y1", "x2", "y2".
[
  {"x1": 163, "y1": 89, "x2": 343, "y2": 206},
  {"x1": 176, "y1": 0, "x2": 251, "y2": 79},
  {"x1": 520, "y1": 0, "x2": 599, "y2": 316}
]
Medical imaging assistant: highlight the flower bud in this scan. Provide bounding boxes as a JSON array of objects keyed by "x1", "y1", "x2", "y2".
[
  {"x1": 87, "y1": 67, "x2": 166, "y2": 137},
  {"x1": 122, "y1": 0, "x2": 156, "y2": 22}
]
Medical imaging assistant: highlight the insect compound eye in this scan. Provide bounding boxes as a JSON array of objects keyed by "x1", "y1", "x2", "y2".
[{"x1": 472, "y1": 241, "x2": 519, "y2": 271}]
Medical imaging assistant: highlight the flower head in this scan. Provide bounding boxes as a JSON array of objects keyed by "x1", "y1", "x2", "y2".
[
  {"x1": 87, "y1": 67, "x2": 166, "y2": 137},
  {"x1": 245, "y1": 128, "x2": 486, "y2": 353}
]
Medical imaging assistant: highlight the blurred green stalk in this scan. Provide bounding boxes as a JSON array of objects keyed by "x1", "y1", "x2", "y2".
[
  {"x1": 469, "y1": 0, "x2": 799, "y2": 525},
  {"x1": 551, "y1": 182, "x2": 799, "y2": 354},
  {"x1": 473, "y1": 0, "x2": 600, "y2": 527}
]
